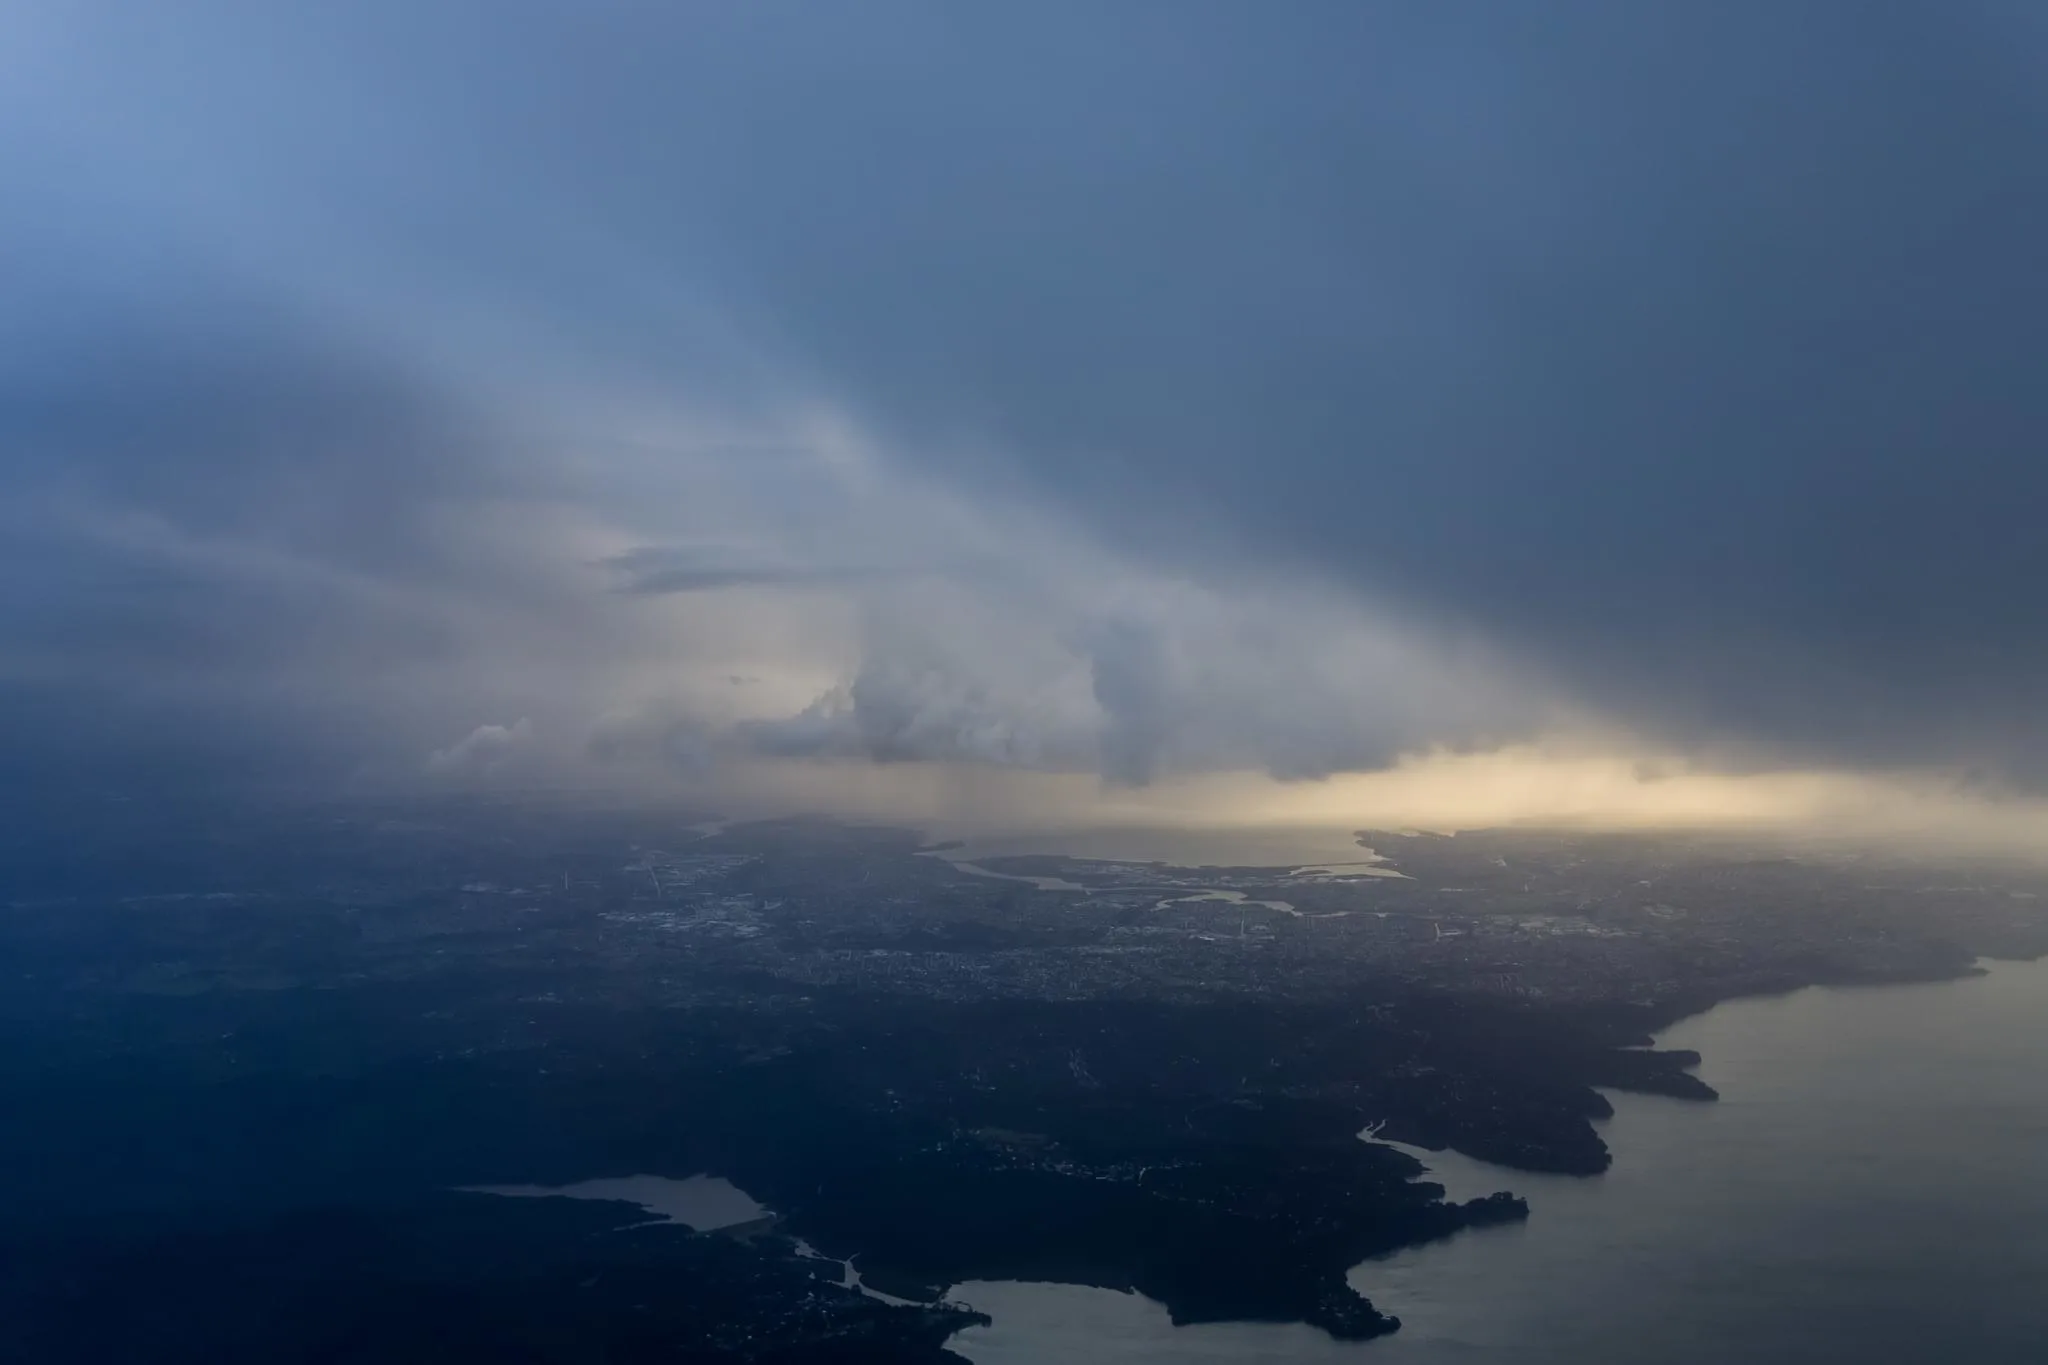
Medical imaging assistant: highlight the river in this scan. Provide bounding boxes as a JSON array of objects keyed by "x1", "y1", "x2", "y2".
[{"x1": 949, "y1": 956, "x2": 2048, "y2": 1363}]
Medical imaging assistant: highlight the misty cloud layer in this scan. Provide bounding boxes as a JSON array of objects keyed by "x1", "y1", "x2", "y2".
[{"x1": 4, "y1": 3, "x2": 2046, "y2": 810}]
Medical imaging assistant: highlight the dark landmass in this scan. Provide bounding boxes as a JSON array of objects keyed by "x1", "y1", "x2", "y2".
[
  {"x1": 0, "y1": 1193, "x2": 983, "y2": 1364},
  {"x1": 2, "y1": 795, "x2": 2045, "y2": 1358}
]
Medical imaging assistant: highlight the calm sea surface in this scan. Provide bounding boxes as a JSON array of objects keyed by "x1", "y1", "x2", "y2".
[{"x1": 950, "y1": 957, "x2": 2048, "y2": 1363}]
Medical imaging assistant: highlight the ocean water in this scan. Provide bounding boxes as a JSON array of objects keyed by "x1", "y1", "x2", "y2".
[{"x1": 950, "y1": 957, "x2": 2048, "y2": 1363}]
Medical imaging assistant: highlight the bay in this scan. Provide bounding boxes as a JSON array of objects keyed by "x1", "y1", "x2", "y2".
[
  {"x1": 461, "y1": 1173, "x2": 767, "y2": 1231},
  {"x1": 951, "y1": 957, "x2": 2048, "y2": 1363}
]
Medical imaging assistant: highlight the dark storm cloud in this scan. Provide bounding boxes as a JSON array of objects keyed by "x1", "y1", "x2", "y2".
[
  {"x1": 1087, "y1": 621, "x2": 1175, "y2": 788},
  {"x1": 736, "y1": 661, "x2": 1066, "y2": 770},
  {"x1": 601, "y1": 548, "x2": 881, "y2": 597},
  {"x1": 553, "y1": 0, "x2": 2044, "y2": 773},
  {"x1": 0, "y1": 330, "x2": 471, "y2": 787},
  {"x1": 7, "y1": 1, "x2": 2048, "y2": 788},
  {"x1": 0, "y1": 277, "x2": 586, "y2": 786}
]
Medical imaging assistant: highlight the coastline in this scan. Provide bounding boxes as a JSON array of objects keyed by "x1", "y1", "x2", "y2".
[{"x1": 948, "y1": 959, "x2": 2048, "y2": 1361}]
